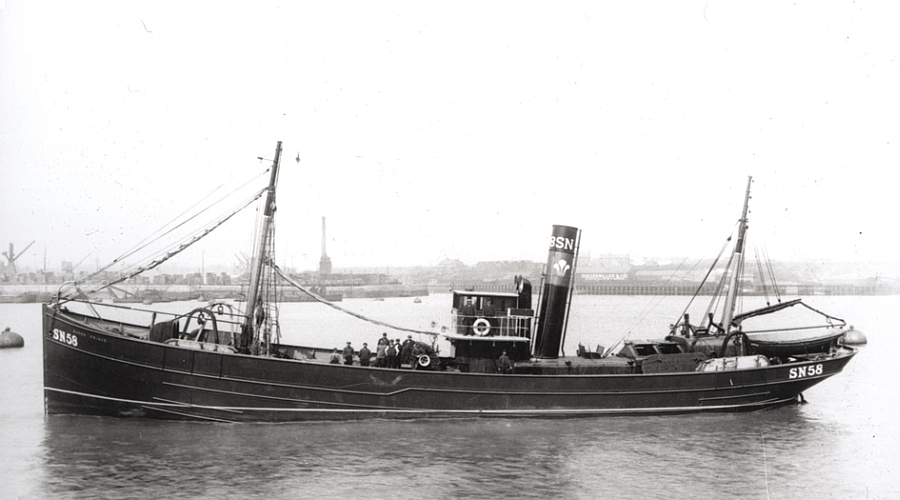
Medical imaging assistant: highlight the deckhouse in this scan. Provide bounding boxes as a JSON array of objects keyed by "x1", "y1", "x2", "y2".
[{"x1": 445, "y1": 286, "x2": 533, "y2": 373}]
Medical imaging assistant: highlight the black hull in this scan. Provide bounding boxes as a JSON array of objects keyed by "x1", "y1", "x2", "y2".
[{"x1": 43, "y1": 305, "x2": 857, "y2": 422}]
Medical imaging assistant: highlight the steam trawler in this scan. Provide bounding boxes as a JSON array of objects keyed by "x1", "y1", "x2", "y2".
[{"x1": 42, "y1": 142, "x2": 857, "y2": 421}]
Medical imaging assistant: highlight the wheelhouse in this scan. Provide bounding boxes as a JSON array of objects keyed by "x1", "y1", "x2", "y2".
[
  {"x1": 445, "y1": 289, "x2": 535, "y2": 373},
  {"x1": 450, "y1": 290, "x2": 532, "y2": 338}
]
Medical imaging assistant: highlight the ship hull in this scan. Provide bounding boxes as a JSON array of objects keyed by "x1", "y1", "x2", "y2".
[{"x1": 43, "y1": 305, "x2": 856, "y2": 422}]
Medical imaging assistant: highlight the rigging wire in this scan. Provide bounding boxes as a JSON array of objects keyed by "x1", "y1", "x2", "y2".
[
  {"x1": 623, "y1": 257, "x2": 691, "y2": 334},
  {"x1": 674, "y1": 229, "x2": 736, "y2": 329},
  {"x1": 262, "y1": 221, "x2": 281, "y2": 350},
  {"x1": 754, "y1": 246, "x2": 771, "y2": 306},
  {"x1": 102, "y1": 187, "x2": 267, "y2": 283},
  {"x1": 701, "y1": 231, "x2": 741, "y2": 332},
  {"x1": 117, "y1": 167, "x2": 270, "y2": 261},
  {"x1": 735, "y1": 245, "x2": 747, "y2": 321},
  {"x1": 600, "y1": 256, "x2": 692, "y2": 358},
  {"x1": 90, "y1": 168, "x2": 271, "y2": 281},
  {"x1": 741, "y1": 299, "x2": 846, "y2": 334},
  {"x1": 63, "y1": 188, "x2": 267, "y2": 301},
  {"x1": 762, "y1": 247, "x2": 782, "y2": 303},
  {"x1": 271, "y1": 263, "x2": 440, "y2": 337}
]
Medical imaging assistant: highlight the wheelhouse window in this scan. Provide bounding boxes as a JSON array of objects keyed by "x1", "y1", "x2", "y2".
[{"x1": 451, "y1": 292, "x2": 531, "y2": 338}]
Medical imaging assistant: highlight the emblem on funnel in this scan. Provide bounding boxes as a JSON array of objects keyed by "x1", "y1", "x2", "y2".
[{"x1": 553, "y1": 259, "x2": 571, "y2": 278}]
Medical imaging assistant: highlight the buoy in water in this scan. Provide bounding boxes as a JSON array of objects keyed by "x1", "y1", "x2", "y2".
[
  {"x1": 842, "y1": 325, "x2": 868, "y2": 345},
  {"x1": 0, "y1": 327, "x2": 24, "y2": 348}
]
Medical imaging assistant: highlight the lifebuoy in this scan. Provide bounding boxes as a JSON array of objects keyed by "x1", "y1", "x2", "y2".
[
  {"x1": 472, "y1": 318, "x2": 491, "y2": 336},
  {"x1": 417, "y1": 354, "x2": 431, "y2": 368}
]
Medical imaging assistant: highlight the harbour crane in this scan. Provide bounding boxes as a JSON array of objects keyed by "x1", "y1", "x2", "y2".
[{"x1": 2, "y1": 241, "x2": 35, "y2": 277}]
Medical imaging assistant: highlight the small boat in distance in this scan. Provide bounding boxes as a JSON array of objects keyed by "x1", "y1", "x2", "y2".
[{"x1": 42, "y1": 142, "x2": 858, "y2": 421}]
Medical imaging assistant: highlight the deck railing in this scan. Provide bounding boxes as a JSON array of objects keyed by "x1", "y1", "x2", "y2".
[{"x1": 451, "y1": 311, "x2": 533, "y2": 338}]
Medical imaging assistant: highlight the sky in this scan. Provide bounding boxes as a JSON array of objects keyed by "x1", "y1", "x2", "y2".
[{"x1": 1, "y1": 1, "x2": 898, "y2": 275}]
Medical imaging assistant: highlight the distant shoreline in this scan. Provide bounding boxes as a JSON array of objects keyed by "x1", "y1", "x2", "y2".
[{"x1": 1, "y1": 282, "x2": 894, "y2": 299}]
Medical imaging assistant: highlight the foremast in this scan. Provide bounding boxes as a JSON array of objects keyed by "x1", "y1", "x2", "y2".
[
  {"x1": 720, "y1": 176, "x2": 752, "y2": 336},
  {"x1": 239, "y1": 141, "x2": 283, "y2": 354}
]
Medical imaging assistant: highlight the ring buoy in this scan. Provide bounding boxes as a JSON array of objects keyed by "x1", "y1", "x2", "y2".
[
  {"x1": 417, "y1": 354, "x2": 431, "y2": 368},
  {"x1": 472, "y1": 318, "x2": 491, "y2": 336}
]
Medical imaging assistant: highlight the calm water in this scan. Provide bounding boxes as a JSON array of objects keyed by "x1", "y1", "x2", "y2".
[{"x1": 1, "y1": 294, "x2": 896, "y2": 499}]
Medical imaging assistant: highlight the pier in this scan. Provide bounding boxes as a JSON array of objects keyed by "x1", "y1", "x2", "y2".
[{"x1": 440, "y1": 282, "x2": 895, "y2": 296}]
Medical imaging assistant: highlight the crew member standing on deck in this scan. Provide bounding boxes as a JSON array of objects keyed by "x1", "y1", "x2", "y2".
[
  {"x1": 401, "y1": 335, "x2": 414, "y2": 367},
  {"x1": 376, "y1": 332, "x2": 390, "y2": 367},
  {"x1": 342, "y1": 342, "x2": 354, "y2": 365},
  {"x1": 358, "y1": 343, "x2": 371, "y2": 367},
  {"x1": 386, "y1": 340, "x2": 397, "y2": 369},
  {"x1": 376, "y1": 340, "x2": 387, "y2": 367},
  {"x1": 498, "y1": 350, "x2": 513, "y2": 374}
]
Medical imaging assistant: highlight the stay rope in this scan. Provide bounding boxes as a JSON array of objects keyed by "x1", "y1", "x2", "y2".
[
  {"x1": 91, "y1": 168, "x2": 271, "y2": 281},
  {"x1": 61, "y1": 188, "x2": 266, "y2": 303},
  {"x1": 673, "y1": 224, "x2": 737, "y2": 329},
  {"x1": 271, "y1": 263, "x2": 439, "y2": 338}
]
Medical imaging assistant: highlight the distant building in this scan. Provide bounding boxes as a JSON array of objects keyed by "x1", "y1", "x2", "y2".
[
  {"x1": 474, "y1": 261, "x2": 542, "y2": 278},
  {"x1": 576, "y1": 254, "x2": 633, "y2": 281},
  {"x1": 437, "y1": 259, "x2": 468, "y2": 275}
]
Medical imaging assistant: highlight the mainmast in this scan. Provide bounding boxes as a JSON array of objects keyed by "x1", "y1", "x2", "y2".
[
  {"x1": 721, "y1": 176, "x2": 752, "y2": 335},
  {"x1": 240, "y1": 141, "x2": 283, "y2": 354}
]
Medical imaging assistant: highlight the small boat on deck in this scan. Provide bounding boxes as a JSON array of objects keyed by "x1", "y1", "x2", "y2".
[
  {"x1": 41, "y1": 144, "x2": 858, "y2": 421},
  {"x1": 747, "y1": 329, "x2": 847, "y2": 358}
]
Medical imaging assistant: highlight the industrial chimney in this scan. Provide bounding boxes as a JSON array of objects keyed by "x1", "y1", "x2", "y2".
[
  {"x1": 318, "y1": 216, "x2": 332, "y2": 275},
  {"x1": 532, "y1": 225, "x2": 580, "y2": 359}
]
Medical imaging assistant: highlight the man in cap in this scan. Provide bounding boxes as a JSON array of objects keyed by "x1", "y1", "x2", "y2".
[
  {"x1": 342, "y1": 342, "x2": 354, "y2": 365},
  {"x1": 498, "y1": 349, "x2": 513, "y2": 374},
  {"x1": 401, "y1": 335, "x2": 414, "y2": 367},
  {"x1": 358, "y1": 342, "x2": 371, "y2": 367}
]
